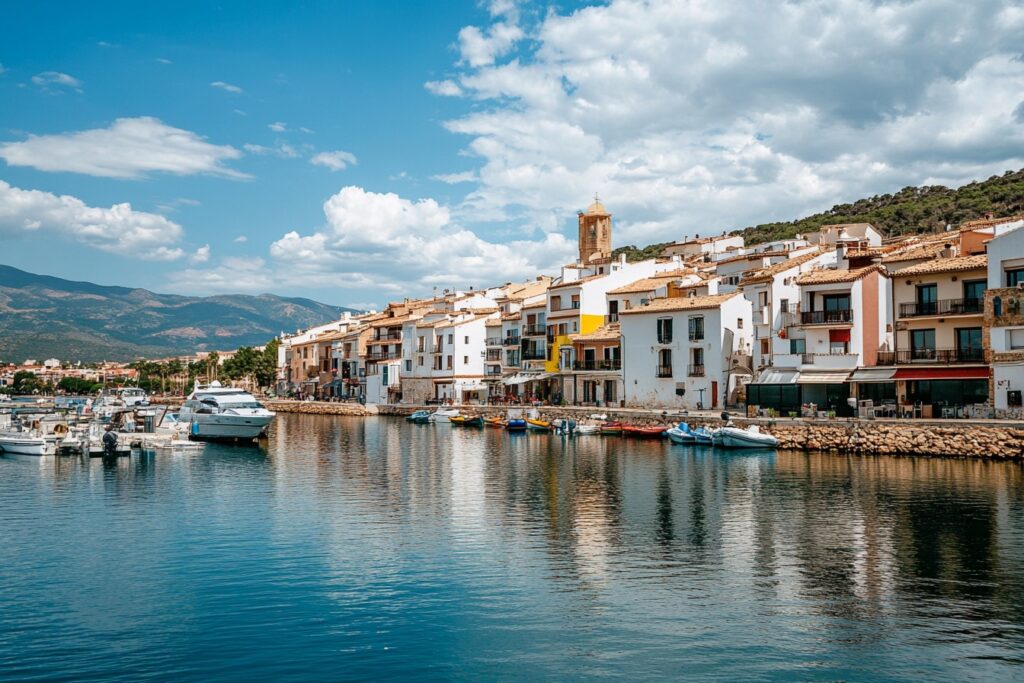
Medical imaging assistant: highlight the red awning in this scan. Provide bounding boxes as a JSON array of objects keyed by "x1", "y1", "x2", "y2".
[
  {"x1": 893, "y1": 367, "x2": 989, "y2": 380},
  {"x1": 829, "y1": 329, "x2": 851, "y2": 343}
]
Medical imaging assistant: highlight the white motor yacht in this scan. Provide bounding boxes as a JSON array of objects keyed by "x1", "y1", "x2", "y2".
[{"x1": 178, "y1": 382, "x2": 275, "y2": 440}]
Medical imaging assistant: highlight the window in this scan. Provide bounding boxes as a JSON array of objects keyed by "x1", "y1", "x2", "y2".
[
  {"x1": 657, "y1": 348, "x2": 673, "y2": 377},
  {"x1": 604, "y1": 380, "x2": 617, "y2": 403},
  {"x1": 572, "y1": 321, "x2": 578, "y2": 332},
  {"x1": 418, "y1": 356, "x2": 424, "y2": 366},
  {"x1": 1007, "y1": 268, "x2": 1024, "y2": 287},
  {"x1": 405, "y1": 360, "x2": 412, "y2": 372},
  {"x1": 550, "y1": 296, "x2": 561, "y2": 311},
  {"x1": 761, "y1": 339, "x2": 770, "y2": 355},
  {"x1": 463, "y1": 356, "x2": 469, "y2": 365},
  {"x1": 571, "y1": 294, "x2": 580, "y2": 309},
  {"x1": 780, "y1": 299, "x2": 790, "y2": 313},
  {"x1": 464, "y1": 336, "x2": 469, "y2": 344},
  {"x1": 418, "y1": 336, "x2": 425, "y2": 352},
  {"x1": 446, "y1": 356, "x2": 453, "y2": 370},
  {"x1": 822, "y1": 293, "x2": 851, "y2": 312},
  {"x1": 689, "y1": 316, "x2": 704, "y2": 341},
  {"x1": 910, "y1": 329, "x2": 936, "y2": 360},
  {"x1": 448, "y1": 334, "x2": 453, "y2": 344},
  {"x1": 692, "y1": 347, "x2": 704, "y2": 366},
  {"x1": 737, "y1": 318, "x2": 744, "y2": 329},
  {"x1": 963, "y1": 280, "x2": 986, "y2": 304},
  {"x1": 657, "y1": 318, "x2": 673, "y2": 344},
  {"x1": 916, "y1": 284, "x2": 938, "y2": 315},
  {"x1": 790, "y1": 338, "x2": 806, "y2": 354},
  {"x1": 956, "y1": 327, "x2": 983, "y2": 361},
  {"x1": 1010, "y1": 329, "x2": 1024, "y2": 350}
]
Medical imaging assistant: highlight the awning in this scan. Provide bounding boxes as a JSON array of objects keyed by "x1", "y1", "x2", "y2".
[
  {"x1": 432, "y1": 378, "x2": 454, "y2": 384},
  {"x1": 752, "y1": 368, "x2": 799, "y2": 384},
  {"x1": 502, "y1": 372, "x2": 553, "y2": 385},
  {"x1": 849, "y1": 368, "x2": 896, "y2": 383},
  {"x1": 797, "y1": 369, "x2": 852, "y2": 384},
  {"x1": 893, "y1": 367, "x2": 989, "y2": 380}
]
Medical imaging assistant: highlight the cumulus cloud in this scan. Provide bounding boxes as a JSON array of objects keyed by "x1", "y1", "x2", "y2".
[
  {"x1": 32, "y1": 71, "x2": 81, "y2": 93},
  {"x1": 425, "y1": 79, "x2": 463, "y2": 97},
  {"x1": 429, "y1": 0, "x2": 1024, "y2": 243},
  {"x1": 0, "y1": 117, "x2": 246, "y2": 179},
  {"x1": 0, "y1": 180, "x2": 185, "y2": 260},
  {"x1": 190, "y1": 244, "x2": 211, "y2": 263},
  {"x1": 172, "y1": 186, "x2": 577, "y2": 295},
  {"x1": 310, "y1": 150, "x2": 358, "y2": 171},
  {"x1": 210, "y1": 80, "x2": 243, "y2": 94},
  {"x1": 268, "y1": 121, "x2": 287, "y2": 132}
]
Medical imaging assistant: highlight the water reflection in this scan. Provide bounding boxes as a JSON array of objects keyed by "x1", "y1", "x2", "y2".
[{"x1": 0, "y1": 415, "x2": 1022, "y2": 681}]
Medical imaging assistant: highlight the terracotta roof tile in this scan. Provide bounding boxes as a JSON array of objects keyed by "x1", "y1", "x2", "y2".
[
  {"x1": 894, "y1": 254, "x2": 987, "y2": 276},
  {"x1": 795, "y1": 264, "x2": 886, "y2": 285},
  {"x1": 619, "y1": 292, "x2": 741, "y2": 315},
  {"x1": 607, "y1": 270, "x2": 693, "y2": 295},
  {"x1": 569, "y1": 323, "x2": 621, "y2": 343},
  {"x1": 740, "y1": 249, "x2": 823, "y2": 284}
]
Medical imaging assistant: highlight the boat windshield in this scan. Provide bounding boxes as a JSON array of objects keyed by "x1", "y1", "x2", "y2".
[{"x1": 194, "y1": 392, "x2": 263, "y2": 410}]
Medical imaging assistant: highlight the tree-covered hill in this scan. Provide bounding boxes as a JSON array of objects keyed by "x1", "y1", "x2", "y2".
[{"x1": 613, "y1": 168, "x2": 1024, "y2": 261}]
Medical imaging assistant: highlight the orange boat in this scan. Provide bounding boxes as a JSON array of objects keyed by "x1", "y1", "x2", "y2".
[
  {"x1": 484, "y1": 417, "x2": 505, "y2": 428},
  {"x1": 600, "y1": 421, "x2": 624, "y2": 435},
  {"x1": 622, "y1": 425, "x2": 667, "y2": 439}
]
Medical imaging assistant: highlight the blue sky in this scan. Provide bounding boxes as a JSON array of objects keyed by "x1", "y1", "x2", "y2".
[{"x1": 2, "y1": 0, "x2": 1023, "y2": 308}]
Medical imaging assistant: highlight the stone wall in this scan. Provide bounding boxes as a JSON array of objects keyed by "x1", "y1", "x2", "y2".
[{"x1": 265, "y1": 400, "x2": 375, "y2": 416}]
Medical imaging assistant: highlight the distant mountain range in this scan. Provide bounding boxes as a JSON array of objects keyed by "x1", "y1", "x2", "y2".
[
  {"x1": 0, "y1": 264, "x2": 356, "y2": 362},
  {"x1": 614, "y1": 168, "x2": 1024, "y2": 261}
]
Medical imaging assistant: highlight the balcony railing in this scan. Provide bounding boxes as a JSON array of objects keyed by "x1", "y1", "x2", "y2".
[
  {"x1": 657, "y1": 334, "x2": 673, "y2": 344},
  {"x1": 521, "y1": 349, "x2": 547, "y2": 360},
  {"x1": 485, "y1": 367, "x2": 503, "y2": 377},
  {"x1": 876, "y1": 348, "x2": 985, "y2": 365},
  {"x1": 656, "y1": 365, "x2": 673, "y2": 378},
  {"x1": 486, "y1": 350, "x2": 502, "y2": 362},
  {"x1": 898, "y1": 298, "x2": 983, "y2": 318},
  {"x1": 486, "y1": 337, "x2": 503, "y2": 347},
  {"x1": 503, "y1": 336, "x2": 520, "y2": 346},
  {"x1": 523, "y1": 324, "x2": 547, "y2": 336},
  {"x1": 801, "y1": 309, "x2": 853, "y2": 325},
  {"x1": 605, "y1": 313, "x2": 619, "y2": 324},
  {"x1": 688, "y1": 332, "x2": 704, "y2": 342},
  {"x1": 373, "y1": 331, "x2": 402, "y2": 341},
  {"x1": 688, "y1": 364, "x2": 705, "y2": 377},
  {"x1": 572, "y1": 359, "x2": 622, "y2": 371},
  {"x1": 365, "y1": 351, "x2": 401, "y2": 361}
]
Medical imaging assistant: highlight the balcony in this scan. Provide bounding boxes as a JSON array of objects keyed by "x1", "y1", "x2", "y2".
[
  {"x1": 688, "y1": 364, "x2": 705, "y2": 377},
  {"x1": 657, "y1": 334, "x2": 673, "y2": 344},
  {"x1": 801, "y1": 309, "x2": 853, "y2": 325},
  {"x1": 898, "y1": 298, "x2": 983, "y2": 318},
  {"x1": 522, "y1": 349, "x2": 547, "y2": 360},
  {"x1": 373, "y1": 331, "x2": 402, "y2": 341},
  {"x1": 503, "y1": 336, "x2": 520, "y2": 347},
  {"x1": 876, "y1": 348, "x2": 985, "y2": 365},
  {"x1": 688, "y1": 332, "x2": 704, "y2": 342},
  {"x1": 365, "y1": 351, "x2": 401, "y2": 361},
  {"x1": 605, "y1": 313, "x2": 619, "y2": 324},
  {"x1": 485, "y1": 367, "x2": 503, "y2": 377},
  {"x1": 800, "y1": 353, "x2": 859, "y2": 369},
  {"x1": 486, "y1": 337, "x2": 503, "y2": 347},
  {"x1": 523, "y1": 324, "x2": 547, "y2": 337},
  {"x1": 656, "y1": 365, "x2": 673, "y2": 378},
  {"x1": 486, "y1": 350, "x2": 502, "y2": 362},
  {"x1": 572, "y1": 359, "x2": 622, "y2": 371}
]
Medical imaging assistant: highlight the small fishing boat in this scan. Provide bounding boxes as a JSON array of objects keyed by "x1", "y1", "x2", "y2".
[
  {"x1": 622, "y1": 425, "x2": 667, "y2": 439},
  {"x1": 526, "y1": 418, "x2": 552, "y2": 432},
  {"x1": 600, "y1": 421, "x2": 624, "y2": 435},
  {"x1": 0, "y1": 431, "x2": 56, "y2": 456},
  {"x1": 506, "y1": 419, "x2": 528, "y2": 432},
  {"x1": 574, "y1": 424, "x2": 601, "y2": 435},
  {"x1": 428, "y1": 409, "x2": 460, "y2": 423},
  {"x1": 407, "y1": 410, "x2": 431, "y2": 424},
  {"x1": 666, "y1": 423, "x2": 697, "y2": 444},
  {"x1": 451, "y1": 415, "x2": 484, "y2": 427},
  {"x1": 484, "y1": 417, "x2": 505, "y2": 428},
  {"x1": 692, "y1": 426, "x2": 714, "y2": 445},
  {"x1": 712, "y1": 424, "x2": 779, "y2": 449}
]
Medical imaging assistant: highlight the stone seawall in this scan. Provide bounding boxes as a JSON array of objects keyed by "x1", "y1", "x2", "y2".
[{"x1": 269, "y1": 401, "x2": 1024, "y2": 458}]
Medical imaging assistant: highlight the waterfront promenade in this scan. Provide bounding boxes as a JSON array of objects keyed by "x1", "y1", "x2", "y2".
[{"x1": 263, "y1": 400, "x2": 1024, "y2": 459}]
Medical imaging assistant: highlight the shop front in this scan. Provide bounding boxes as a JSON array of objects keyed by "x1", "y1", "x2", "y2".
[
  {"x1": 746, "y1": 368, "x2": 801, "y2": 416},
  {"x1": 894, "y1": 367, "x2": 989, "y2": 418},
  {"x1": 798, "y1": 369, "x2": 853, "y2": 417}
]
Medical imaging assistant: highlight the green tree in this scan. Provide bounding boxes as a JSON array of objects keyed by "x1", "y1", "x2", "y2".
[{"x1": 12, "y1": 371, "x2": 44, "y2": 394}]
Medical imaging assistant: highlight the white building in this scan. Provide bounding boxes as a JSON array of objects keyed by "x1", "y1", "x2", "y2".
[
  {"x1": 619, "y1": 292, "x2": 752, "y2": 410},
  {"x1": 985, "y1": 220, "x2": 1024, "y2": 415}
]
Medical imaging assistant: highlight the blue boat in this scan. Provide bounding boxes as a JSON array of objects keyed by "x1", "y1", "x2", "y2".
[
  {"x1": 666, "y1": 423, "x2": 697, "y2": 444},
  {"x1": 692, "y1": 426, "x2": 714, "y2": 445},
  {"x1": 506, "y1": 419, "x2": 527, "y2": 432},
  {"x1": 406, "y1": 410, "x2": 431, "y2": 424}
]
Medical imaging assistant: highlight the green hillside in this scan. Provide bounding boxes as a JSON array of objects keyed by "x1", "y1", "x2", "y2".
[{"x1": 614, "y1": 168, "x2": 1024, "y2": 261}]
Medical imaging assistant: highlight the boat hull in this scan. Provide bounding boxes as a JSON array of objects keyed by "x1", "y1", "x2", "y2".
[
  {"x1": 623, "y1": 426, "x2": 667, "y2": 439},
  {"x1": 666, "y1": 428, "x2": 696, "y2": 444},
  {"x1": 188, "y1": 414, "x2": 274, "y2": 440},
  {"x1": 0, "y1": 438, "x2": 54, "y2": 456},
  {"x1": 713, "y1": 427, "x2": 779, "y2": 449},
  {"x1": 506, "y1": 419, "x2": 527, "y2": 432}
]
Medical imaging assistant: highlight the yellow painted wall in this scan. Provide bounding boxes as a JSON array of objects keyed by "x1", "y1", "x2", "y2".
[{"x1": 546, "y1": 314, "x2": 604, "y2": 372}]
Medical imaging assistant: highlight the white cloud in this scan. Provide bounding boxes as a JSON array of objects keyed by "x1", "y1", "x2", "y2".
[
  {"x1": 425, "y1": 79, "x2": 463, "y2": 97},
  {"x1": 0, "y1": 63, "x2": 8, "y2": 75},
  {"x1": 429, "y1": 0, "x2": 1024, "y2": 243},
  {"x1": 166, "y1": 257, "x2": 270, "y2": 293},
  {"x1": 0, "y1": 117, "x2": 246, "y2": 179},
  {"x1": 268, "y1": 121, "x2": 287, "y2": 132},
  {"x1": 233, "y1": 235, "x2": 248, "y2": 243},
  {"x1": 97, "y1": 41, "x2": 118, "y2": 48},
  {"x1": 31, "y1": 71, "x2": 81, "y2": 93},
  {"x1": 0, "y1": 180, "x2": 185, "y2": 260},
  {"x1": 156, "y1": 58, "x2": 172, "y2": 64},
  {"x1": 432, "y1": 171, "x2": 477, "y2": 184},
  {"x1": 190, "y1": 245, "x2": 211, "y2": 263},
  {"x1": 244, "y1": 142, "x2": 300, "y2": 158},
  {"x1": 210, "y1": 80, "x2": 243, "y2": 94},
  {"x1": 310, "y1": 150, "x2": 357, "y2": 171}
]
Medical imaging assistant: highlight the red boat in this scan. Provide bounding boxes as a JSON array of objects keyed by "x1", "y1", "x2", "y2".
[
  {"x1": 600, "y1": 421, "x2": 624, "y2": 435},
  {"x1": 622, "y1": 425, "x2": 668, "y2": 439}
]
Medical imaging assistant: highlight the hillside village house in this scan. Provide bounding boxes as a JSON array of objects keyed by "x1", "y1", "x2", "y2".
[
  {"x1": 272, "y1": 200, "x2": 1024, "y2": 420},
  {"x1": 619, "y1": 292, "x2": 752, "y2": 410}
]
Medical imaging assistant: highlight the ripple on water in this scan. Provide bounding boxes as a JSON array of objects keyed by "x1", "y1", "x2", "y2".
[{"x1": 1, "y1": 414, "x2": 1024, "y2": 681}]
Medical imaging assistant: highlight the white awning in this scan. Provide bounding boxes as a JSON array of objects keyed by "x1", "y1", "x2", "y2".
[
  {"x1": 752, "y1": 368, "x2": 799, "y2": 384},
  {"x1": 797, "y1": 369, "x2": 852, "y2": 384},
  {"x1": 502, "y1": 372, "x2": 553, "y2": 386},
  {"x1": 848, "y1": 367, "x2": 896, "y2": 383}
]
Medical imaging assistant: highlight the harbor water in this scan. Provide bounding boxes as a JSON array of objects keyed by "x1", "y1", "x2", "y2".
[{"x1": 2, "y1": 413, "x2": 1023, "y2": 681}]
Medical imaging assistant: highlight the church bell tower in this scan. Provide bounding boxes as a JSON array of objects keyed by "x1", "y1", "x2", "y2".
[{"x1": 577, "y1": 194, "x2": 612, "y2": 265}]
